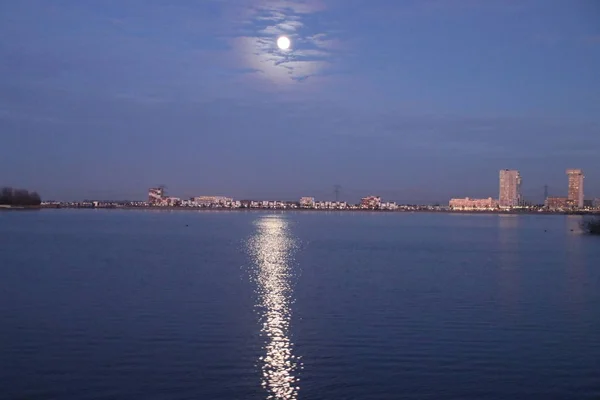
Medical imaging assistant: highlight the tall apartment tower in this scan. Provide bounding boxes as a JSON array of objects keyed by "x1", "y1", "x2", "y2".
[
  {"x1": 499, "y1": 169, "x2": 522, "y2": 208},
  {"x1": 566, "y1": 169, "x2": 584, "y2": 208}
]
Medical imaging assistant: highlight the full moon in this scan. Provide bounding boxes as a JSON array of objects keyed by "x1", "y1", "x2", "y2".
[{"x1": 277, "y1": 36, "x2": 291, "y2": 50}]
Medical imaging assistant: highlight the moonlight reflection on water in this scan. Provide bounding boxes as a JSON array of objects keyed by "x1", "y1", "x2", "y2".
[{"x1": 247, "y1": 216, "x2": 300, "y2": 400}]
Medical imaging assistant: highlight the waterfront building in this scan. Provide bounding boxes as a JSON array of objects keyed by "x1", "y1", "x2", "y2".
[
  {"x1": 566, "y1": 169, "x2": 584, "y2": 208},
  {"x1": 545, "y1": 197, "x2": 571, "y2": 210},
  {"x1": 148, "y1": 187, "x2": 165, "y2": 205},
  {"x1": 360, "y1": 196, "x2": 381, "y2": 209},
  {"x1": 380, "y1": 202, "x2": 398, "y2": 210},
  {"x1": 164, "y1": 197, "x2": 180, "y2": 206},
  {"x1": 314, "y1": 201, "x2": 327, "y2": 209},
  {"x1": 300, "y1": 197, "x2": 315, "y2": 208},
  {"x1": 449, "y1": 197, "x2": 498, "y2": 210},
  {"x1": 499, "y1": 170, "x2": 522, "y2": 208},
  {"x1": 313, "y1": 201, "x2": 348, "y2": 210},
  {"x1": 193, "y1": 196, "x2": 233, "y2": 206}
]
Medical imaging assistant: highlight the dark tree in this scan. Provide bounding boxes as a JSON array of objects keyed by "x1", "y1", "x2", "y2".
[
  {"x1": 29, "y1": 192, "x2": 41, "y2": 206},
  {"x1": 0, "y1": 187, "x2": 42, "y2": 206},
  {"x1": 13, "y1": 189, "x2": 29, "y2": 205},
  {"x1": 0, "y1": 187, "x2": 13, "y2": 205}
]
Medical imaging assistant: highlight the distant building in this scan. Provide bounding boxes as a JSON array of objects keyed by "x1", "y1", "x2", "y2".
[
  {"x1": 380, "y1": 202, "x2": 397, "y2": 210},
  {"x1": 545, "y1": 197, "x2": 571, "y2": 210},
  {"x1": 583, "y1": 199, "x2": 594, "y2": 208},
  {"x1": 299, "y1": 197, "x2": 315, "y2": 208},
  {"x1": 165, "y1": 197, "x2": 181, "y2": 206},
  {"x1": 360, "y1": 196, "x2": 381, "y2": 209},
  {"x1": 499, "y1": 169, "x2": 522, "y2": 208},
  {"x1": 449, "y1": 197, "x2": 498, "y2": 210},
  {"x1": 193, "y1": 196, "x2": 232, "y2": 206},
  {"x1": 566, "y1": 169, "x2": 584, "y2": 208},
  {"x1": 314, "y1": 201, "x2": 347, "y2": 210},
  {"x1": 148, "y1": 187, "x2": 165, "y2": 205}
]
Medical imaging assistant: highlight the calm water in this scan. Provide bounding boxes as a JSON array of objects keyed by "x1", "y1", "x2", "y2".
[{"x1": 1, "y1": 210, "x2": 599, "y2": 400}]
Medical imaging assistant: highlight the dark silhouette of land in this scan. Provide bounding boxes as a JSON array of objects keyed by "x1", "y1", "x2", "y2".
[{"x1": 0, "y1": 187, "x2": 42, "y2": 207}]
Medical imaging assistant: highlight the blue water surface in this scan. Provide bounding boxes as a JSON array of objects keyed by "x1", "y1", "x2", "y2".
[{"x1": 1, "y1": 210, "x2": 599, "y2": 400}]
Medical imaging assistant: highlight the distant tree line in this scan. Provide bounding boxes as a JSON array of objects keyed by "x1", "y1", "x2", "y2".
[{"x1": 0, "y1": 187, "x2": 42, "y2": 206}]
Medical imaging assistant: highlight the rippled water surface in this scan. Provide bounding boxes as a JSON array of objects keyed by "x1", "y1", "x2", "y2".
[{"x1": 1, "y1": 210, "x2": 599, "y2": 399}]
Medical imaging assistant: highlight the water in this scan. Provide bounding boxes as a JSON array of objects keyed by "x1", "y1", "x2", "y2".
[{"x1": 1, "y1": 210, "x2": 599, "y2": 400}]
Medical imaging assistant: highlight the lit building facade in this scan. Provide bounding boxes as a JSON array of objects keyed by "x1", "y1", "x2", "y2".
[
  {"x1": 193, "y1": 196, "x2": 233, "y2": 206},
  {"x1": 566, "y1": 169, "x2": 584, "y2": 208},
  {"x1": 499, "y1": 169, "x2": 522, "y2": 208},
  {"x1": 449, "y1": 197, "x2": 498, "y2": 210},
  {"x1": 148, "y1": 187, "x2": 165, "y2": 205},
  {"x1": 545, "y1": 197, "x2": 571, "y2": 210},
  {"x1": 360, "y1": 196, "x2": 381, "y2": 209},
  {"x1": 380, "y1": 202, "x2": 398, "y2": 210},
  {"x1": 299, "y1": 197, "x2": 315, "y2": 208},
  {"x1": 165, "y1": 197, "x2": 181, "y2": 206}
]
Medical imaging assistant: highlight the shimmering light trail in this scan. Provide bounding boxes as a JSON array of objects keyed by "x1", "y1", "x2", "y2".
[{"x1": 247, "y1": 216, "x2": 300, "y2": 400}]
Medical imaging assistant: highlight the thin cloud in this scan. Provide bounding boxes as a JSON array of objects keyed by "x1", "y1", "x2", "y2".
[{"x1": 231, "y1": 0, "x2": 339, "y2": 84}]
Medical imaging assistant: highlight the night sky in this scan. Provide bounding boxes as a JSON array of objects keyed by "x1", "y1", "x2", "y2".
[{"x1": 1, "y1": 0, "x2": 599, "y2": 203}]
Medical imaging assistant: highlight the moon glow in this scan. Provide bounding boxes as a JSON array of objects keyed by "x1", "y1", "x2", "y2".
[{"x1": 277, "y1": 36, "x2": 291, "y2": 50}]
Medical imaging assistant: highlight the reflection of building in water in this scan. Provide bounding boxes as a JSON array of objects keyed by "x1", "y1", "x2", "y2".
[
  {"x1": 565, "y1": 216, "x2": 586, "y2": 315},
  {"x1": 497, "y1": 215, "x2": 520, "y2": 309},
  {"x1": 499, "y1": 214, "x2": 519, "y2": 230},
  {"x1": 247, "y1": 216, "x2": 299, "y2": 400}
]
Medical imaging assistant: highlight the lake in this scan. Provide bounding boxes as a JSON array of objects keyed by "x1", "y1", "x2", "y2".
[{"x1": 1, "y1": 210, "x2": 599, "y2": 399}]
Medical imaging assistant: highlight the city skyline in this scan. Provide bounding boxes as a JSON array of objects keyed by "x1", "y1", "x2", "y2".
[
  {"x1": 142, "y1": 166, "x2": 593, "y2": 208},
  {"x1": 449, "y1": 168, "x2": 593, "y2": 210},
  {"x1": 1, "y1": 1, "x2": 599, "y2": 201},
  {"x1": 36, "y1": 165, "x2": 594, "y2": 205},
  {"x1": 36, "y1": 165, "x2": 600, "y2": 210}
]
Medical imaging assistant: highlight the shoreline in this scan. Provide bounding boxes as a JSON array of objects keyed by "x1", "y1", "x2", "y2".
[
  {"x1": 38, "y1": 205, "x2": 599, "y2": 216},
  {"x1": 0, "y1": 205, "x2": 41, "y2": 211}
]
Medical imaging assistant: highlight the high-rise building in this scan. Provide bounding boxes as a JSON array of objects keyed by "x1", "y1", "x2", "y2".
[
  {"x1": 499, "y1": 169, "x2": 522, "y2": 208},
  {"x1": 566, "y1": 169, "x2": 584, "y2": 208}
]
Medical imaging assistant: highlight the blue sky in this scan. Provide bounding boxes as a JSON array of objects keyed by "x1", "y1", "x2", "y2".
[{"x1": 1, "y1": 0, "x2": 599, "y2": 203}]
